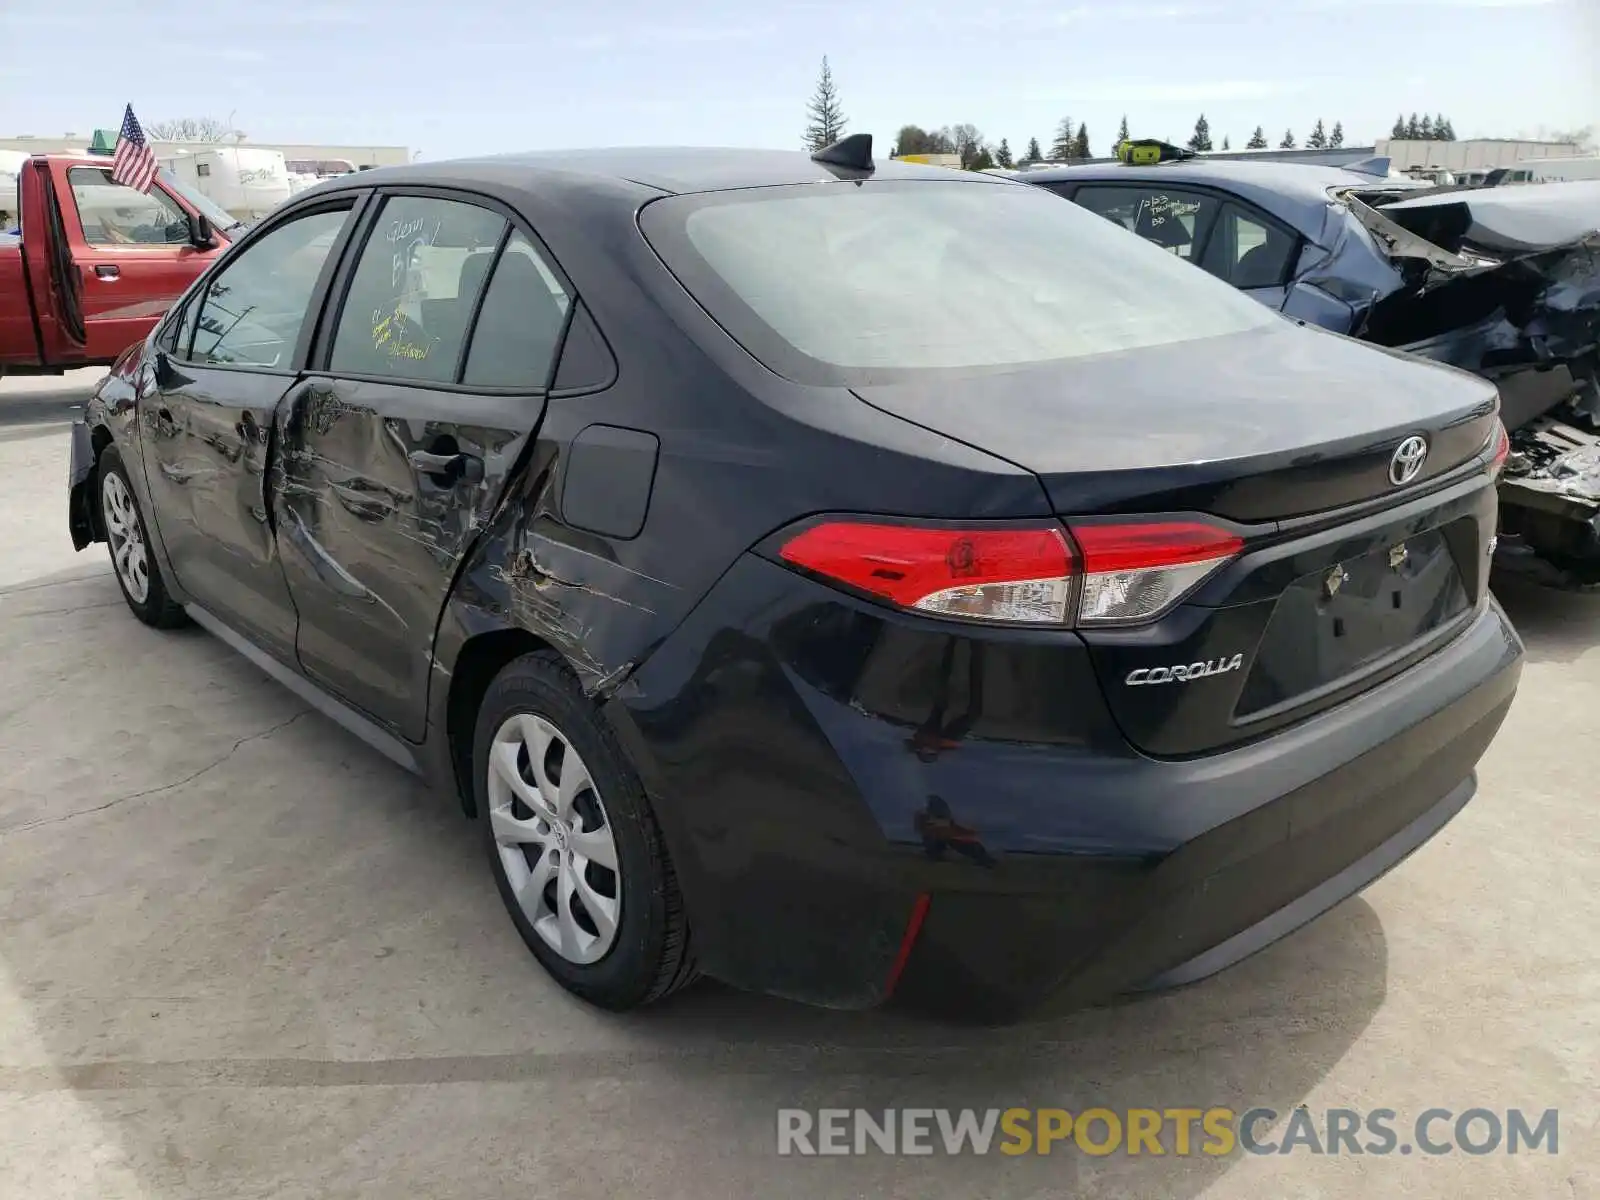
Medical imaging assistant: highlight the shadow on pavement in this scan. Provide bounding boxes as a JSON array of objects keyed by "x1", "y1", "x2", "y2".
[
  {"x1": 1493, "y1": 578, "x2": 1600, "y2": 665},
  {"x1": 0, "y1": 567, "x2": 1390, "y2": 1198}
]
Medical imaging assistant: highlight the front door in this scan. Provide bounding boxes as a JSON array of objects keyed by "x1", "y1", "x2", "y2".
[
  {"x1": 276, "y1": 193, "x2": 570, "y2": 738},
  {"x1": 141, "y1": 200, "x2": 360, "y2": 659},
  {"x1": 62, "y1": 164, "x2": 223, "y2": 361}
]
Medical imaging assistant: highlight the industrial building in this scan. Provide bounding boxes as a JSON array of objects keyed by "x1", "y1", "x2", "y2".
[{"x1": 0, "y1": 131, "x2": 410, "y2": 172}]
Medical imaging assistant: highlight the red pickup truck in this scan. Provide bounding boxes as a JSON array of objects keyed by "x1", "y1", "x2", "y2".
[{"x1": 1, "y1": 153, "x2": 239, "y2": 377}]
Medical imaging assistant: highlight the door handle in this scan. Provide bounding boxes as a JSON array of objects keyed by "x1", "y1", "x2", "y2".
[
  {"x1": 94, "y1": 264, "x2": 120, "y2": 280},
  {"x1": 408, "y1": 449, "x2": 483, "y2": 485}
]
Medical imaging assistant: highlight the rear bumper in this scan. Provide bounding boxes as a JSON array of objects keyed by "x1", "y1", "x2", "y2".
[
  {"x1": 610, "y1": 555, "x2": 1523, "y2": 1017},
  {"x1": 67, "y1": 418, "x2": 98, "y2": 550}
]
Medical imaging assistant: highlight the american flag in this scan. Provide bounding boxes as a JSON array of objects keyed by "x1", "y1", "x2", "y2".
[{"x1": 111, "y1": 104, "x2": 158, "y2": 193}]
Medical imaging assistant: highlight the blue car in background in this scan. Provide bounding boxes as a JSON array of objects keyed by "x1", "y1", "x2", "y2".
[{"x1": 1018, "y1": 152, "x2": 1600, "y2": 589}]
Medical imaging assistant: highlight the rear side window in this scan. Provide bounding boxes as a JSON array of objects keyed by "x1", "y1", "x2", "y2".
[
  {"x1": 1072, "y1": 185, "x2": 1219, "y2": 262},
  {"x1": 190, "y1": 207, "x2": 350, "y2": 368},
  {"x1": 1201, "y1": 202, "x2": 1298, "y2": 289},
  {"x1": 328, "y1": 195, "x2": 506, "y2": 384},
  {"x1": 640, "y1": 180, "x2": 1275, "y2": 385},
  {"x1": 461, "y1": 231, "x2": 571, "y2": 388}
]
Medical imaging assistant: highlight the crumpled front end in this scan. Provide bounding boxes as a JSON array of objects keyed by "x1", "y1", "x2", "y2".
[{"x1": 1343, "y1": 186, "x2": 1600, "y2": 588}]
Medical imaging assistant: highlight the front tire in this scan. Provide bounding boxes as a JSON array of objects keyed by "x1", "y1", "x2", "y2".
[
  {"x1": 473, "y1": 650, "x2": 697, "y2": 1010},
  {"x1": 97, "y1": 446, "x2": 186, "y2": 629}
]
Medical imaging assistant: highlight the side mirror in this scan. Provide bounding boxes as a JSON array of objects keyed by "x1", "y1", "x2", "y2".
[{"x1": 187, "y1": 211, "x2": 214, "y2": 249}]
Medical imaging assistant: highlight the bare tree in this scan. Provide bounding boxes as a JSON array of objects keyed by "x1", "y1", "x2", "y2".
[{"x1": 145, "y1": 116, "x2": 235, "y2": 142}]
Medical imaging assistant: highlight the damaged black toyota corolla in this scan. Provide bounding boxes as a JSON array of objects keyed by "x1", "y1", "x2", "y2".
[{"x1": 65, "y1": 138, "x2": 1523, "y2": 1020}]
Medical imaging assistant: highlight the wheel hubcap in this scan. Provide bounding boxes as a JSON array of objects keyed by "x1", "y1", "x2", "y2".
[
  {"x1": 101, "y1": 471, "x2": 150, "y2": 604},
  {"x1": 487, "y1": 714, "x2": 621, "y2": 965}
]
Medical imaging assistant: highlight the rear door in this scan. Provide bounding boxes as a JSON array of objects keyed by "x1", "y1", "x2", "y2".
[
  {"x1": 62, "y1": 163, "x2": 223, "y2": 361},
  {"x1": 275, "y1": 189, "x2": 571, "y2": 738},
  {"x1": 141, "y1": 198, "x2": 364, "y2": 660},
  {"x1": 1197, "y1": 200, "x2": 1301, "y2": 310}
]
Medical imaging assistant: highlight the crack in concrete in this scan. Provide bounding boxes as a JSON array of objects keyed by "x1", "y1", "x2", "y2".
[
  {"x1": 0, "y1": 569, "x2": 113, "y2": 596},
  {"x1": 8, "y1": 600, "x2": 124, "y2": 618},
  {"x1": 0, "y1": 711, "x2": 312, "y2": 836}
]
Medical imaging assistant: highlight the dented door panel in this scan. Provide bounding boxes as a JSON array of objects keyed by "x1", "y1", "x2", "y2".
[
  {"x1": 140, "y1": 355, "x2": 302, "y2": 659},
  {"x1": 274, "y1": 376, "x2": 544, "y2": 738}
]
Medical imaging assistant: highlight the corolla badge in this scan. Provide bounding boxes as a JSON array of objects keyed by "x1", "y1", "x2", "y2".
[
  {"x1": 1389, "y1": 435, "x2": 1429, "y2": 486},
  {"x1": 1125, "y1": 655, "x2": 1244, "y2": 686}
]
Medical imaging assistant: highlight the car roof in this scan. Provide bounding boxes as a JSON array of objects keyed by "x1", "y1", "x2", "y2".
[
  {"x1": 1017, "y1": 160, "x2": 1423, "y2": 224},
  {"x1": 312, "y1": 147, "x2": 999, "y2": 199}
]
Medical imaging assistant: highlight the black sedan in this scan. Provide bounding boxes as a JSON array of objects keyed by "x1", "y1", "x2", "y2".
[{"x1": 67, "y1": 137, "x2": 1523, "y2": 1019}]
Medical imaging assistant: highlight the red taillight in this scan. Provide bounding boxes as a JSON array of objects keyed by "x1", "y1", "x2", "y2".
[
  {"x1": 1069, "y1": 521, "x2": 1244, "y2": 625},
  {"x1": 777, "y1": 517, "x2": 1243, "y2": 627},
  {"x1": 779, "y1": 522, "x2": 1076, "y2": 625},
  {"x1": 1489, "y1": 419, "x2": 1510, "y2": 478}
]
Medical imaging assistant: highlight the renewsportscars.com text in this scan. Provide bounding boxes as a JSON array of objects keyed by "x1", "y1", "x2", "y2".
[{"x1": 776, "y1": 1107, "x2": 1559, "y2": 1157}]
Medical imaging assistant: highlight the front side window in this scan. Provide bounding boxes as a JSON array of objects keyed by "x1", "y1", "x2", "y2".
[
  {"x1": 156, "y1": 168, "x2": 238, "y2": 234},
  {"x1": 328, "y1": 195, "x2": 506, "y2": 384},
  {"x1": 189, "y1": 207, "x2": 350, "y2": 368},
  {"x1": 159, "y1": 294, "x2": 199, "y2": 357},
  {"x1": 69, "y1": 167, "x2": 188, "y2": 246},
  {"x1": 1073, "y1": 184, "x2": 1220, "y2": 261},
  {"x1": 461, "y1": 231, "x2": 571, "y2": 388},
  {"x1": 1200, "y1": 203, "x2": 1299, "y2": 289},
  {"x1": 640, "y1": 180, "x2": 1276, "y2": 384}
]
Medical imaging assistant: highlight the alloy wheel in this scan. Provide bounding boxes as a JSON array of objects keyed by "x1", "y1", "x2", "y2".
[
  {"x1": 487, "y1": 713, "x2": 622, "y2": 965},
  {"x1": 101, "y1": 471, "x2": 150, "y2": 605}
]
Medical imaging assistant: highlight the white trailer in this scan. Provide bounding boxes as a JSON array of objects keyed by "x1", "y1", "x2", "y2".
[
  {"x1": 157, "y1": 146, "x2": 292, "y2": 222},
  {"x1": 0, "y1": 149, "x2": 26, "y2": 227},
  {"x1": 1490, "y1": 157, "x2": 1600, "y2": 185}
]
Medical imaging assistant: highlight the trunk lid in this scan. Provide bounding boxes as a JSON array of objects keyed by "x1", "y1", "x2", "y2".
[
  {"x1": 851, "y1": 323, "x2": 1500, "y2": 522},
  {"x1": 854, "y1": 322, "x2": 1502, "y2": 757}
]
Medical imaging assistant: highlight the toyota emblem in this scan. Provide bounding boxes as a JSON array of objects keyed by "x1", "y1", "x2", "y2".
[{"x1": 1389, "y1": 435, "x2": 1429, "y2": 487}]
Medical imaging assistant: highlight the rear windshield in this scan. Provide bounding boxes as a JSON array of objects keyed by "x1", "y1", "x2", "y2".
[{"x1": 640, "y1": 179, "x2": 1278, "y2": 385}]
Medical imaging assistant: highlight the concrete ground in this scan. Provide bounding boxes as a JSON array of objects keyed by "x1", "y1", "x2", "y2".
[{"x1": 1, "y1": 369, "x2": 1596, "y2": 1199}]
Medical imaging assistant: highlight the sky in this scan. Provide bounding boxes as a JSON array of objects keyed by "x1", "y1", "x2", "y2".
[{"x1": 1, "y1": 0, "x2": 1596, "y2": 160}]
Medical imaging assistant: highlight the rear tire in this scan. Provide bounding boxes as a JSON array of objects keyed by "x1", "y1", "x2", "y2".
[
  {"x1": 97, "y1": 445, "x2": 187, "y2": 629},
  {"x1": 473, "y1": 650, "x2": 698, "y2": 1010}
]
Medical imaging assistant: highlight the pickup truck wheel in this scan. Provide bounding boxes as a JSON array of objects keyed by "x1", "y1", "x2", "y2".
[
  {"x1": 473, "y1": 650, "x2": 698, "y2": 1010},
  {"x1": 97, "y1": 446, "x2": 187, "y2": 629}
]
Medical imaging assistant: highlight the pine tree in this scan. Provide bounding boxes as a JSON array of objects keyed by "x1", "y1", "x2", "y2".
[
  {"x1": 1308, "y1": 119, "x2": 1328, "y2": 149},
  {"x1": 1330, "y1": 121, "x2": 1345, "y2": 148},
  {"x1": 1392, "y1": 114, "x2": 1407, "y2": 139},
  {"x1": 1050, "y1": 117, "x2": 1077, "y2": 160},
  {"x1": 1187, "y1": 113, "x2": 1214, "y2": 152},
  {"x1": 1437, "y1": 116, "x2": 1456, "y2": 141},
  {"x1": 1117, "y1": 114, "x2": 1131, "y2": 147},
  {"x1": 995, "y1": 138, "x2": 1014, "y2": 168},
  {"x1": 1280, "y1": 129, "x2": 1296, "y2": 149},
  {"x1": 1405, "y1": 112, "x2": 1421, "y2": 139},
  {"x1": 1024, "y1": 136, "x2": 1043, "y2": 165},
  {"x1": 1074, "y1": 122, "x2": 1090, "y2": 159},
  {"x1": 803, "y1": 57, "x2": 847, "y2": 151},
  {"x1": 1246, "y1": 125, "x2": 1268, "y2": 150},
  {"x1": 1222, "y1": 135, "x2": 1231, "y2": 150},
  {"x1": 1419, "y1": 114, "x2": 1434, "y2": 139}
]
